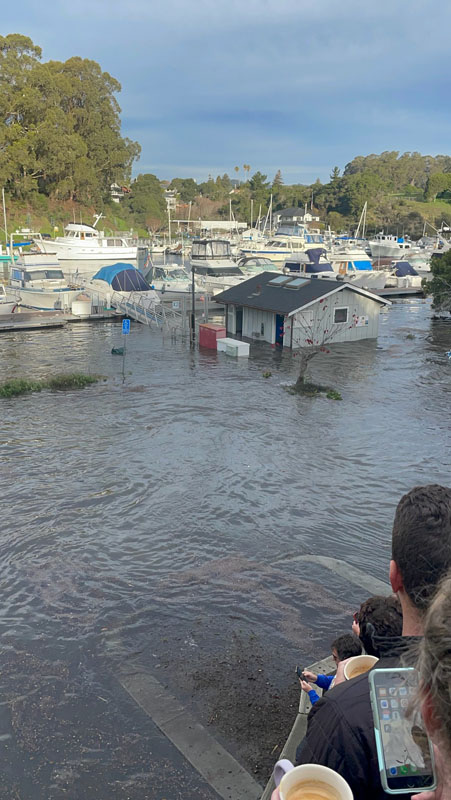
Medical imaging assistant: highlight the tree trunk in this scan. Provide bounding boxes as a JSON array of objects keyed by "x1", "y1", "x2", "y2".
[{"x1": 295, "y1": 347, "x2": 320, "y2": 389}]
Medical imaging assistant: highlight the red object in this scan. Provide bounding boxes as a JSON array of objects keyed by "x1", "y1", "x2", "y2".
[{"x1": 198, "y1": 323, "x2": 226, "y2": 349}]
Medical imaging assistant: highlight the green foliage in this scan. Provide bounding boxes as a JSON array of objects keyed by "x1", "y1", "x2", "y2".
[
  {"x1": 0, "y1": 372, "x2": 100, "y2": 398},
  {"x1": 424, "y1": 173, "x2": 451, "y2": 201},
  {"x1": 123, "y1": 173, "x2": 166, "y2": 229},
  {"x1": 170, "y1": 177, "x2": 198, "y2": 203},
  {"x1": 0, "y1": 33, "x2": 140, "y2": 203},
  {"x1": 422, "y1": 250, "x2": 451, "y2": 313},
  {"x1": 326, "y1": 389, "x2": 342, "y2": 400}
]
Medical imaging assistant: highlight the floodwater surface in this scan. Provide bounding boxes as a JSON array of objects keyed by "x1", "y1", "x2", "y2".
[{"x1": 0, "y1": 297, "x2": 449, "y2": 797}]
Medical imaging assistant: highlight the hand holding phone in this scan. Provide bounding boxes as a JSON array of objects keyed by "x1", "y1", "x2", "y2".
[{"x1": 369, "y1": 667, "x2": 436, "y2": 794}]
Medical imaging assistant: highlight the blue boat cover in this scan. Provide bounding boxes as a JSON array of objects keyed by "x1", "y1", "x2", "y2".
[
  {"x1": 393, "y1": 261, "x2": 418, "y2": 277},
  {"x1": 353, "y1": 260, "x2": 372, "y2": 271},
  {"x1": 305, "y1": 248, "x2": 327, "y2": 263},
  {"x1": 92, "y1": 263, "x2": 151, "y2": 291}
]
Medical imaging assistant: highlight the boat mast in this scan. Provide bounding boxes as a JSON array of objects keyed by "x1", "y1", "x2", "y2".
[{"x1": 2, "y1": 188, "x2": 7, "y2": 248}]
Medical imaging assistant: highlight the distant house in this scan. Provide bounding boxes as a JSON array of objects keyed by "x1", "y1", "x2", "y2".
[
  {"x1": 110, "y1": 183, "x2": 131, "y2": 204},
  {"x1": 164, "y1": 189, "x2": 178, "y2": 212},
  {"x1": 273, "y1": 207, "x2": 320, "y2": 225},
  {"x1": 214, "y1": 272, "x2": 389, "y2": 348}
]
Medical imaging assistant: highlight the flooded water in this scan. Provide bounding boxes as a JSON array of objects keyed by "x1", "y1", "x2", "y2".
[{"x1": 0, "y1": 297, "x2": 450, "y2": 798}]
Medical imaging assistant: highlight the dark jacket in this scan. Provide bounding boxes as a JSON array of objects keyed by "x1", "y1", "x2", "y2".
[{"x1": 296, "y1": 638, "x2": 420, "y2": 800}]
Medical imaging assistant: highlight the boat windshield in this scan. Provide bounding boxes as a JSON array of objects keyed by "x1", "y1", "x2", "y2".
[
  {"x1": 194, "y1": 266, "x2": 244, "y2": 276},
  {"x1": 25, "y1": 270, "x2": 65, "y2": 280}
]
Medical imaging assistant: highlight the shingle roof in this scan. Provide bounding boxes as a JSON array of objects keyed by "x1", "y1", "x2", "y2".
[{"x1": 214, "y1": 272, "x2": 386, "y2": 315}]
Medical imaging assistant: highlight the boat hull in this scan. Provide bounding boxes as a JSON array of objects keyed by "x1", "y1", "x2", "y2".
[{"x1": 7, "y1": 287, "x2": 82, "y2": 311}]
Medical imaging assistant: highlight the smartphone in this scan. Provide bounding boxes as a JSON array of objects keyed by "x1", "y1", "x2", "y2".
[
  {"x1": 369, "y1": 667, "x2": 436, "y2": 794},
  {"x1": 295, "y1": 666, "x2": 304, "y2": 679}
]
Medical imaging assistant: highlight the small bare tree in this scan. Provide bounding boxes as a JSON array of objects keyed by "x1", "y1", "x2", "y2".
[{"x1": 293, "y1": 297, "x2": 360, "y2": 390}]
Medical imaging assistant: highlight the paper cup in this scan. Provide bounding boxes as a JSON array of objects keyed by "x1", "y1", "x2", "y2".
[
  {"x1": 276, "y1": 763, "x2": 353, "y2": 800},
  {"x1": 343, "y1": 654, "x2": 378, "y2": 681}
]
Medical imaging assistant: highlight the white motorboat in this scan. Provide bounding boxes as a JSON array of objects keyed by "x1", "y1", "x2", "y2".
[
  {"x1": 369, "y1": 232, "x2": 422, "y2": 261},
  {"x1": 7, "y1": 252, "x2": 83, "y2": 310},
  {"x1": 146, "y1": 264, "x2": 192, "y2": 296},
  {"x1": 0, "y1": 285, "x2": 19, "y2": 314},
  {"x1": 85, "y1": 263, "x2": 160, "y2": 306},
  {"x1": 239, "y1": 223, "x2": 325, "y2": 263},
  {"x1": 384, "y1": 261, "x2": 423, "y2": 289},
  {"x1": 329, "y1": 245, "x2": 390, "y2": 290},
  {"x1": 190, "y1": 238, "x2": 248, "y2": 293},
  {"x1": 33, "y1": 218, "x2": 138, "y2": 263},
  {"x1": 283, "y1": 249, "x2": 340, "y2": 280}
]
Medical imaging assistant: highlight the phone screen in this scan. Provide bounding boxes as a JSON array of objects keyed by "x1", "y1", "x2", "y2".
[{"x1": 370, "y1": 668, "x2": 435, "y2": 793}]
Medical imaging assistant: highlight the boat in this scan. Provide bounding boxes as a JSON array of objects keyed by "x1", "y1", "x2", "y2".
[
  {"x1": 384, "y1": 261, "x2": 423, "y2": 289},
  {"x1": 33, "y1": 217, "x2": 138, "y2": 264},
  {"x1": 329, "y1": 244, "x2": 390, "y2": 290},
  {"x1": 239, "y1": 222, "x2": 325, "y2": 263},
  {"x1": 369, "y1": 233, "x2": 422, "y2": 260},
  {"x1": 7, "y1": 251, "x2": 84, "y2": 311},
  {"x1": 283, "y1": 248, "x2": 339, "y2": 280},
  {"x1": 145, "y1": 264, "x2": 193, "y2": 297},
  {"x1": 85, "y1": 263, "x2": 160, "y2": 306},
  {"x1": 0, "y1": 285, "x2": 19, "y2": 314},
  {"x1": 190, "y1": 239, "x2": 248, "y2": 293}
]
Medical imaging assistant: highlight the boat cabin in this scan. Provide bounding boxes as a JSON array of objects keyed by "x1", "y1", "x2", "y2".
[{"x1": 191, "y1": 239, "x2": 232, "y2": 260}]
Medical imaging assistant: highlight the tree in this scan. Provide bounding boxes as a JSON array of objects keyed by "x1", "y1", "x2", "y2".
[
  {"x1": 422, "y1": 250, "x2": 451, "y2": 314},
  {"x1": 424, "y1": 173, "x2": 451, "y2": 201},
  {"x1": 0, "y1": 34, "x2": 140, "y2": 202},
  {"x1": 273, "y1": 169, "x2": 283, "y2": 186},
  {"x1": 124, "y1": 174, "x2": 166, "y2": 227},
  {"x1": 293, "y1": 296, "x2": 359, "y2": 390},
  {"x1": 170, "y1": 177, "x2": 197, "y2": 203}
]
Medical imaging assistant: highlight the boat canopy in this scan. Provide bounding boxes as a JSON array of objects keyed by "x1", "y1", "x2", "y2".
[
  {"x1": 92, "y1": 264, "x2": 151, "y2": 291},
  {"x1": 191, "y1": 239, "x2": 232, "y2": 259},
  {"x1": 393, "y1": 261, "x2": 419, "y2": 277}
]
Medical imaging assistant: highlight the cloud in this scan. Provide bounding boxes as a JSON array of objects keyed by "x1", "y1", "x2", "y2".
[{"x1": 4, "y1": 0, "x2": 451, "y2": 182}]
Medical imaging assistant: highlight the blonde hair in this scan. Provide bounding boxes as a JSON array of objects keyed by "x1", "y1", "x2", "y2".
[{"x1": 417, "y1": 572, "x2": 451, "y2": 746}]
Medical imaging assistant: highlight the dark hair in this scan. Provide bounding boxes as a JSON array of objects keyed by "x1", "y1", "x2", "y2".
[
  {"x1": 358, "y1": 595, "x2": 403, "y2": 657},
  {"x1": 392, "y1": 485, "x2": 451, "y2": 611},
  {"x1": 331, "y1": 633, "x2": 362, "y2": 661}
]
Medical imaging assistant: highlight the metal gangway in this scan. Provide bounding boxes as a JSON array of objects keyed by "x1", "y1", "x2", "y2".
[{"x1": 84, "y1": 284, "x2": 194, "y2": 337}]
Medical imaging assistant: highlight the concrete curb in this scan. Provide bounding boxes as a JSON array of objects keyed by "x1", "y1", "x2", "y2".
[{"x1": 118, "y1": 666, "x2": 262, "y2": 800}]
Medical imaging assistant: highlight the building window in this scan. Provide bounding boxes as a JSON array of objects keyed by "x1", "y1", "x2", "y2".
[
  {"x1": 261, "y1": 322, "x2": 265, "y2": 335},
  {"x1": 334, "y1": 307, "x2": 348, "y2": 323}
]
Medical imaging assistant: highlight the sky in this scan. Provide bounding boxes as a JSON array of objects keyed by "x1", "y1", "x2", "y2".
[{"x1": 4, "y1": 0, "x2": 451, "y2": 185}]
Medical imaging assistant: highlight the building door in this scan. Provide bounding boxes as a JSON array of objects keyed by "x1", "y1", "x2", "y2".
[
  {"x1": 236, "y1": 306, "x2": 243, "y2": 335},
  {"x1": 275, "y1": 314, "x2": 285, "y2": 346}
]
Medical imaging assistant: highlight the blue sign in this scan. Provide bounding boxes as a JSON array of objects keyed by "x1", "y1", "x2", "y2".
[{"x1": 122, "y1": 318, "x2": 130, "y2": 335}]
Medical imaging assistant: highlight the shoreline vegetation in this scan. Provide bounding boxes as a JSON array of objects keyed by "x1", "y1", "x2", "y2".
[
  {"x1": 3, "y1": 35, "x2": 451, "y2": 240},
  {"x1": 0, "y1": 374, "x2": 102, "y2": 398}
]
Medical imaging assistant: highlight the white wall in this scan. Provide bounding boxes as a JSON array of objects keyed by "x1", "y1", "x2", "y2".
[
  {"x1": 287, "y1": 288, "x2": 382, "y2": 349},
  {"x1": 242, "y1": 307, "x2": 275, "y2": 344}
]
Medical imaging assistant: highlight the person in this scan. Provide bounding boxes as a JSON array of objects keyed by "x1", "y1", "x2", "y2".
[
  {"x1": 414, "y1": 572, "x2": 451, "y2": 800},
  {"x1": 300, "y1": 633, "x2": 362, "y2": 705},
  {"x1": 356, "y1": 594, "x2": 403, "y2": 657},
  {"x1": 293, "y1": 484, "x2": 451, "y2": 800}
]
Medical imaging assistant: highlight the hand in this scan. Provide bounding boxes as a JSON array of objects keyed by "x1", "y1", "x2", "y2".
[
  {"x1": 352, "y1": 620, "x2": 360, "y2": 636},
  {"x1": 302, "y1": 670, "x2": 317, "y2": 682},
  {"x1": 300, "y1": 680, "x2": 313, "y2": 693},
  {"x1": 271, "y1": 790, "x2": 280, "y2": 800}
]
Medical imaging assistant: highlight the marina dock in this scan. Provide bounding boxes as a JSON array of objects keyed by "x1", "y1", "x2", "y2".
[{"x1": 0, "y1": 308, "x2": 121, "y2": 333}]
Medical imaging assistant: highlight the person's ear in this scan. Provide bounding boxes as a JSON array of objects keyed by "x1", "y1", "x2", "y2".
[{"x1": 390, "y1": 560, "x2": 404, "y2": 594}]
